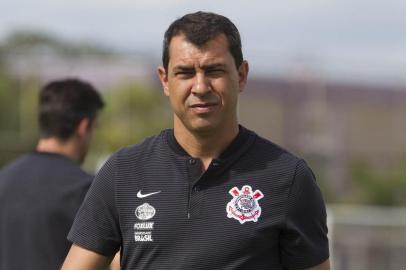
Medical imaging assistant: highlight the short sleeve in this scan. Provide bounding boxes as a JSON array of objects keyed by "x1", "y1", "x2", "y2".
[
  {"x1": 280, "y1": 159, "x2": 329, "y2": 269},
  {"x1": 67, "y1": 153, "x2": 121, "y2": 256}
]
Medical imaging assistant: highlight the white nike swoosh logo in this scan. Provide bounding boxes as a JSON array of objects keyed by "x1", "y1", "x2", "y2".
[{"x1": 137, "y1": 190, "x2": 161, "y2": 198}]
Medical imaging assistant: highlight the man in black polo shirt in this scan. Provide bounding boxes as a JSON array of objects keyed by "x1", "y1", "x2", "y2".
[
  {"x1": 0, "y1": 79, "x2": 104, "y2": 270},
  {"x1": 63, "y1": 12, "x2": 330, "y2": 270}
]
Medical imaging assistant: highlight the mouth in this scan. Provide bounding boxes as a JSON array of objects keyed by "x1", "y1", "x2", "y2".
[{"x1": 189, "y1": 102, "x2": 218, "y2": 113}]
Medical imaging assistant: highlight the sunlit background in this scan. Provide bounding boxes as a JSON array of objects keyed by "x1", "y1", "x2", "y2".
[{"x1": 1, "y1": 1, "x2": 405, "y2": 269}]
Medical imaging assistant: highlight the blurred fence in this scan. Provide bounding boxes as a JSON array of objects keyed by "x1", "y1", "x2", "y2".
[{"x1": 328, "y1": 204, "x2": 406, "y2": 270}]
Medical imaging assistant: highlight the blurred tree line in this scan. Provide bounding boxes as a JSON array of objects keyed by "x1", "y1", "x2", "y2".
[
  {"x1": 348, "y1": 159, "x2": 406, "y2": 206},
  {"x1": 0, "y1": 30, "x2": 171, "y2": 171},
  {"x1": 0, "y1": 50, "x2": 39, "y2": 165},
  {"x1": 0, "y1": 68, "x2": 171, "y2": 171},
  {"x1": 88, "y1": 82, "x2": 171, "y2": 168},
  {"x1": 308, "y1": 156, "x2": 406, "y2": 206}
]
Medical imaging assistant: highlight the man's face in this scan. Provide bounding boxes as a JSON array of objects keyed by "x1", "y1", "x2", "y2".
[{"x1": 158, "y1": 33, "x2": 248, "y2": 134}]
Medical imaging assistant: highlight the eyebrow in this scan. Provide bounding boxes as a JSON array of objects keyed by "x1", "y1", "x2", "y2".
[
  {"x1": 202, "y1": 63, "x2": 227, "y2": 70},
  {"x1": 173, "y1": 65, "x2": 195, "y2": 71},
  {"x1": 172, "y1": 63, "x2": 227, "y2": 71}
]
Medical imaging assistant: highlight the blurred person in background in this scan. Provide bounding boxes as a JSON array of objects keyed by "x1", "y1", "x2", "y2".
[
  {"x1": 0, "y1": 78, "x2": 104, "y2": 270},
  {"x1": 62, "y1": 11, "x2": 330, "y2": 270}
]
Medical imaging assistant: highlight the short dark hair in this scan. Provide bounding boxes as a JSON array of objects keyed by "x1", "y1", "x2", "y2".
[
  {"x1": 162, "y1": 11, "x2": 243, "y2": 71},
  {"x1": 38, "y1": 78, "x2": 104, "y2": 140}
]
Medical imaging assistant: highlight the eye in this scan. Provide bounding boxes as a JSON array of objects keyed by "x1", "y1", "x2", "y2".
[
  {"x1": 174, "y1": 69, "x2": 195, "y2": 78},
  {"x1": 206, "y1": 69, "x2": 225, "y2": 77}
]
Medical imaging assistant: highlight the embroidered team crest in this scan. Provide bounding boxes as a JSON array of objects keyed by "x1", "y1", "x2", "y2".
[{"x1": 227, "y1": 185, "x2": 264, "y2": 224}]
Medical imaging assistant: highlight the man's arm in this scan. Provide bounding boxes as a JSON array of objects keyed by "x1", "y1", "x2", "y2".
[
  {"x1": 305, "y1": 259, "x2": 330, "y2": 270},
  {"x1": 109, "y1": 251, "x2": 121, "y2": 270},
  {"x1": 61, "y1": 244, "x2": 113, "y2": 270}
]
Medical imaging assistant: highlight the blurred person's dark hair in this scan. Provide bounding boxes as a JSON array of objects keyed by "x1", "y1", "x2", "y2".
[
  {"x1": 38, "y1": 78, "x2": 104, "y2": 140},
  {"x1": 162, "y1": 11, "x2": 243, "y2": 72}
]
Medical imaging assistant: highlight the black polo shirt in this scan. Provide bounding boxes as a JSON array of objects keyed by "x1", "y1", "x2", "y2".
[
  {"x1": 68, "y1": 126, "x2": 329, "y2": 269},
  {"x1": 0, "y1": 152, "x2": 92, "y2": 270}
]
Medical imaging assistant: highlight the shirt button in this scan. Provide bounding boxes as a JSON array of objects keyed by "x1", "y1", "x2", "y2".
[
  {"x1": 189, "y1": 158, "x2": 196, "y2": 165},
  {"x1": 193, "y1": 186, "x2": 200, "y2": 192}
]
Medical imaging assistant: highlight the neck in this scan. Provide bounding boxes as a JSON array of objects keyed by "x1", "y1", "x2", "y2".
[
  {"x1": 174, "y1": 121, "x2": 239, "y2": 170},
  {"x1": 36, "y1": 137, "x2": 82, "y2": 164}
]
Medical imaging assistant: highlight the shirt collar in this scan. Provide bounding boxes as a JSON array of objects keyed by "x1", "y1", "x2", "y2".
[{"x1": 166, "y1": 125, "x2": 251, "y2": 160}]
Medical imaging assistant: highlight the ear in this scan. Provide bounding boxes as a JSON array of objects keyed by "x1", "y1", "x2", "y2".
[
  {"x1": 158, "y1": 66, "x2": 170, "y2": 96},
  {"x1": 238, "y1": 60, "x2": 249, "y2": 93},
  {"x1": 76, "y1": 118, "x2": 91, "y2": 137}
]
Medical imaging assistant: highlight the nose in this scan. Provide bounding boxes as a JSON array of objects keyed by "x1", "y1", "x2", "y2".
[{"x1": 191, "y1": 73, "x2": 211, "y2": 96}]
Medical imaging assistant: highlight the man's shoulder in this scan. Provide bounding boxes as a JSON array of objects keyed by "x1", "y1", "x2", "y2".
[
  {"x1": 0, "y1": 152, "x2": 92, "y2": 189},
  {"x1": 113, "y1": 130, "x2": 169, "y2": 160},
  {"x1": 249, "y1": 130, "x2": 301, "y2": 164},
  {"x1": 0, "y1": 153, "x2": 36, "y2": 176}
]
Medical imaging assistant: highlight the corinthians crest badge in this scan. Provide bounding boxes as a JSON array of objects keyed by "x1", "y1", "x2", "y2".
[{"x1": 227, "y1": 185, "x2": 264, "y2": 224}]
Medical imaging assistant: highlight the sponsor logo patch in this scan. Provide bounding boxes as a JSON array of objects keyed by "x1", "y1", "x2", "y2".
[
  {"x1": 134, "y1": 203, "x2": 156, "y2": 242},
  {"x1": 226, "y1": 185, "x2": 264, "y2": 224},
  {"x1": 135, "y1": 203, "x2": 156, "y2": 220}
]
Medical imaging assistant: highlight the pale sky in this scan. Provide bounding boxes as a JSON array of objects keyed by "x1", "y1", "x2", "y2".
[{"x1": 1, "y1": 0, "x2": 405, "y2": 85}]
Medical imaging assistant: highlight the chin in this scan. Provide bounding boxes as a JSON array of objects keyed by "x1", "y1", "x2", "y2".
[
  {"x1": 189, "y1": 121, "x2": 221, "y2": 134},
  {"x1": 177, "y1": 115, "x2": 221, "y2": 134}
]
